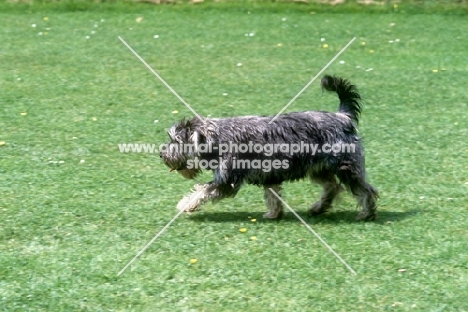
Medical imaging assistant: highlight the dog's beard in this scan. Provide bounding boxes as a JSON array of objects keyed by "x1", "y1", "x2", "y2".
[
  {"x1": 161, "y1": 152, "x2": 201, "y2": 180},
  {"x1": 177, "y1": 168, "x2": 201, "y2": 179}
]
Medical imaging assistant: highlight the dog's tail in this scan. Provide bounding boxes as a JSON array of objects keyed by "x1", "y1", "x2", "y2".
[{"x1": 321, "y1": 75, "x2": 362, "y2": 125}]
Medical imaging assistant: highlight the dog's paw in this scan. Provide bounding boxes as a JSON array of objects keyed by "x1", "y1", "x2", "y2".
[
  {"x1": 308, "y1": 201, "x2": 328, "y2": 215},
  {"x1": 176, "y1": 184, "x2": 209, "y2": 212},
  {"x1": 355, "y1": 211, "x2": 376, "y2": 221},
  {"x1": 262, "y1": 211, "x2": 283, "y2": 219},
  {"x1": 176, "y1": 196, "x2": 199, "y2": 212}
]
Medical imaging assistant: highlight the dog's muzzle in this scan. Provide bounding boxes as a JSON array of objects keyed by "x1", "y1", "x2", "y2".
[{"x1": 160, "y1": 150, "x2": 200, "y2": 179}]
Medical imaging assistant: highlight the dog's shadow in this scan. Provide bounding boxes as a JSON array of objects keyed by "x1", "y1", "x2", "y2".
[{"x1": 188, "y1": 209, "x2": 419, "y2": 225}]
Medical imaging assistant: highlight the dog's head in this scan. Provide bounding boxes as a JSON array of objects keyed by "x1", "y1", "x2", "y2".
[{"x1": 160, "y1": 117, "x2": 216, "y2": 179}]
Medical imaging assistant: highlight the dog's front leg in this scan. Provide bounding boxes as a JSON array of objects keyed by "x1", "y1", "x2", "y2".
[
  {"x1": 263, "y1": 184, "x2": 284, "y2": 219},
  {"x1": 176, "y1": 182, "x2": 240, "y2": 213}
]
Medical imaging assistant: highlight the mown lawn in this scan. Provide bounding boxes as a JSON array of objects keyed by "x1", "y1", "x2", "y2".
[{"x1": 1, "y1": 3, "x2": 467, "y2": 311}]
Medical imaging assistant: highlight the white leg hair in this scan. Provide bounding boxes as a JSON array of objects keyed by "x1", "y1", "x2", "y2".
[{"x1": 176, "y1": 184, "x2": 212, "y2": 212}]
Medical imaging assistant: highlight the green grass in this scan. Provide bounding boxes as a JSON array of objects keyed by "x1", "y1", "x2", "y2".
[{"x1": 1, "y1": 4, "x2": 468, "y2": 311}]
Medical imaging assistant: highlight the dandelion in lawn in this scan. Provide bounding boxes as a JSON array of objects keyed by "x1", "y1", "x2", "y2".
[
  {"x1": 31, "y1": 24, "x2": 36, "y2": 28},
  {"x1": 389, "y1": 40, "x2": 394, "y2": 43},
  {"x1": 136, "y1": 17, "x2": 143, "y2": 23},
  {"x1": 369, "y1": 49, "x2": 374, "y2": 53},
  {"x1": 250, "y1": 236, "x2": 257, "y2": 240},
  {"x1": 0, "y1": 141, "x2": 6, "y2": 146},
  {"x1": 251, "y1": 219, "x2": 257, "y2": 222},
  {"x1": 322, "y1": 44, "x2": 328, "y2": 48},
  {"x1": 154, "y1": 35, "x2": 159, "y2": 39},
  {"x1": 44, "y1": 32, "x2": 48, "y2": 35},
  {"x1": 44, "y1": 17, "x2": 49, "y2": 21},
  {"x1": 92, "y1": 117, "x2": 97, "y2": 121},
  {"x1": 239, "y1": 228, "x2": 247, "y2": 233},
  {"x1": 282, "y1": 17, "x2": 287, "y2": 21},
  {"x1": 237, "y1": 63, "x2": 242, "y2": 67},
  {"x1": 38, "y1": 32, "x2": 43, "y2": 36},
  {"x1": 20, "y1": 112, "x2": 27, "y2": 116},
  {"x1": 390, "y1": 23, "x2": 395, "y2": 27},
  {"x1": 395, "y1": 39, "x2": 400, "y2": 42},
  {"x1": 339, "y1": 60, "x2": 345, "y2": 64},
  {"x1": 432, "y1": 69, "x2": 438, "y2": 73},
  {"x1": 277, "y1": 43, "x2": 282, "y2": 47},
  {"x1": 222, "y1": 93, "x2": 228, "y2": 96},
  {"x1": 361, "y1": 41, "x2": 365, "y2": 45},
  {"x1": 80, "y1": 159, "x2": 85, "y2": 164},
  {"x1": 190, "y1": 259, "x2": 197, "y2": 264},
  {"x1": 249, "y1": 32, "x2": 255, "y2": 37},
  {"x1": 85, "y1": 36, "x2": 90, "y2": 40},
  {"x1": 172, "y1": 110, "x2": 179, "y2": 114}
]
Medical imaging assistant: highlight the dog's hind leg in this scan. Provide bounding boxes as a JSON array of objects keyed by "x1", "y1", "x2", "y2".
[
  {"x1": 352, "y1": 181, "x2": 378, "y2": 221},
  {"x1": 309, "y1": 171, "x2": 343, "y2": 216},
  {"x1": 337, "y1": 168, "x2": 378, "y2": 221},
  {"x1": 263, "y1": 184, "x2": 284, "y2": 219},
  {"x1": 176, "y1": 182, "x2": 241, "y2": 213}
]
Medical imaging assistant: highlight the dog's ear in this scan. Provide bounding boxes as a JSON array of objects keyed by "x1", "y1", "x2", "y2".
[
  {"x1": 189, "y1": 130, "x2": 200, "y2": 152},
  {"x1": 190, "y1": 118, "x2": 216, "y2": 144}
]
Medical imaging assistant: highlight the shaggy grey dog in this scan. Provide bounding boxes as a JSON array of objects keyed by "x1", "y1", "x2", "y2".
[{"x1": 160, "y1": 75, "x2": 378, "y2": 220}]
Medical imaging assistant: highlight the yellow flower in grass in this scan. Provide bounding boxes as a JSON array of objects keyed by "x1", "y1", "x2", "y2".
[
  {"x1": 20, "y1": 112, "x2": 27, "y2": 116},
  {"x1": 190, "y1": 258, "x2": 197, "y2": 264},
  {"x1": 172, "y1": 110, "x2": 179, "y2": 114},
  {"x1": 251, "y1": 219, "x2": 257, "y2": 222},
  {"x1": 250, "y1": 236, "x2": 257, "y2": 240},
  {"x1": 44, "y1": 17, "x2": 49, "y2": 21},
  {"x1": 239, "y1": 228, "x2": 247, "y2": 233},
  {"x1": 0, "y1": 141, "x2": 6, "y2": 146},
  {"x1": 322, "y1": 44, "x2": 328, "y2": 48}
]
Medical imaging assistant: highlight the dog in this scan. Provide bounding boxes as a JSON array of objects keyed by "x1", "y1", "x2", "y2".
[{"x1": 160, "y1": 75, "x2": 378, "y2": 220}]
